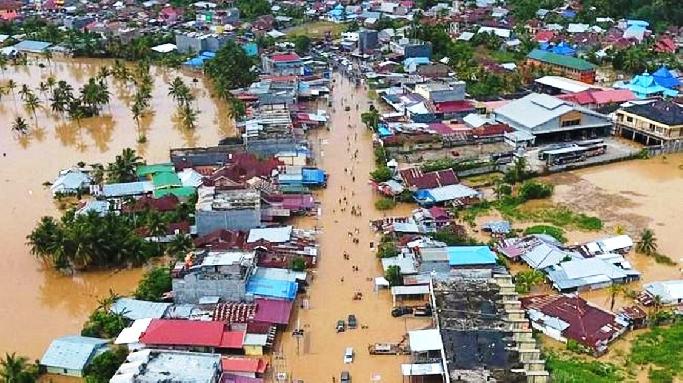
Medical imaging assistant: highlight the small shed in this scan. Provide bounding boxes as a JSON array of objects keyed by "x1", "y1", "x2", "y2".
[{"x1": 40, "y1": 336, "x2": 109, "y2": 377}]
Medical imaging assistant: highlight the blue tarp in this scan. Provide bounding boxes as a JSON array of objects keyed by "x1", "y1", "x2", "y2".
[
  {"x1": 377, "y1": 126, "x2": 392, "y2": 137},
  {"x1": 243, "y1": 42, "x2": 258, "y2": 57},
  {"x1": 652, "y1": 66, "x2": 680, "y2": 89},
  {"x1": 540, "y1": 41, "x2": 575, "y2": 56},
  {"x1": 246, "y1": 277, "x2": 297, "y2": 300},
  {"x1": 447, "y1": 246, "x2": 497, "y2": 266},
  {"x1": 201, "y1": 51, "x2": 216, "y2": 58},
  {"x1": 302, "y1": 168, "x2": 326, "y2": 185},
  {"x1": 561, "y1": 10, "x2": 576, "y2": 18}
]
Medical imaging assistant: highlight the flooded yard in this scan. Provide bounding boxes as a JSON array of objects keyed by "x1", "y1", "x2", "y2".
[{"x1": 0, "y1": 57, "x2": 230, "y2": 358}]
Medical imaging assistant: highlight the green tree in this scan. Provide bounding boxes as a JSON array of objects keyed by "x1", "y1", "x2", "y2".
[
  {"x1": 636, "y1": 228, "x2": 658, "y2": 256},
  {"x1": 370, "y1": 166, "x2": 392, "y2": 182},
  {"x1": 375, "y1": 198, "x2": 396, "y2": 210},
  {"x1": 106, "y1": 148, "x2": 143, "y2": 183},
  {"x1": 204, "y1": 41, "x2": 257, "y2": 96},
  {"x1": 0, "y1": 353, "x2": 39, "y2": 383},
  {"x1": 84, "y1": 347, "x2": 128, "y2": 383},
  {"x1": 385, "y1": 265, "x2": 402, "y2": 286},
  {"x1": 518, "y1": 180, "x2": 554, "y2": 201},
  {"x1": 514, "y1": 270, "x2": 545, "y2": 294},
  {"x1": 290, "y1": 257, "x2": 307, "y2": 272},
  {"x1": 134, "y1": 267, "x2": 171, "y2": 302},
  {"x1": 361, "y1": 108, "x2": 380, "y2": 130},
  {"x1": 292, "y1": 35, "x2": 312, "y2": 56},
  {"x1": 11, "y1": 116, "x2": 29, "y2": 136},
  {"x1": 376, "y1": 241, "x2": 399, "y2": 258},
  {"x1": 235, "y1": 0, "x2": 271, "y2": 19},
  {"x1": 166, "y1": 234, "x2": 194, "y2": 259},
  {"x1": 23, "y1": 92, "x2": 41, "y2": 126}
]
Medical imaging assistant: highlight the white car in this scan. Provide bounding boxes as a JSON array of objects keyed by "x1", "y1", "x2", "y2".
[{"x1": 343, "y1": 347, "x2": 354, "y2": 364}]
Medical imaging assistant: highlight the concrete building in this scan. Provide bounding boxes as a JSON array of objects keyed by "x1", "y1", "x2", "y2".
[
  {"x1": 175, "y1": 32, "x2": 230, "y2": 54},
  {"x1": 390, "y1": 38, "x2": 432, "y2": 59},
  {"x1": 40, "y1": 336, "x2": 108, "y2": 377},
  {"x1": 172, "y1": 250, "x2": 255, "y2": 304},
  {"x1": 527, "y1": 49, "x2": 597, "y2": 84},
  {"x1": 110, "y1": 349, "x2": 221, "y2": 383},
  {"x1": 358, "y1": 29, "x2": 379, "y2": 54},
  {"x1": 493, "y1": 93, "x2": 612, "y2": 141},
  {"x1": 196, "y1": 187, "x2": 262, "y2": 236},
  {"x1": 614, "y1": 100, "x2": 683, "y2": 148},
  {"x1": 261, "y1": 53, "x2": 304, "y2": 76},
  {"x1": 414, "y1": 81, "x2": 466, "y2": 103}
]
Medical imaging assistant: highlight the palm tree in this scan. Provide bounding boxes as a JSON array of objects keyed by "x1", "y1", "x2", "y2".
[
  {"x1": 107, "y1": 148, "x2": 143, "y2": 183},
  {"x1": 90, "y1": 163, "x2": 105, "y2": 185},
  {"x1": 38, "y1": 81, "x2": 49, "y2": 102},
  {"x1": 0, "y1": 54, "x2": 7, "y2": 77},
  {"x1": 131, "y1": 99, "x2": 144, "y2": 137},
  {"x1": 5, "y1": 79, "x2": 17, "y2": 100},
  {"x1": 179, "y1": 104, "x2": 198, "y2": 129},
  {"x1": 636, "y1": 228, "x2": 658, "y2": 256},
  {"x1": 68, "y1": 99, "x2": 86, "y2": 129},
  {"x1": 0, "y1": 352, "x2": 38, "y2": 383},
  {"x1": 97, "y1": 66, "x2": 111, "y2": 84},
  {"x1": 514, "y1": 270, "x2": 545, "y2": 294},
  {"x1": 11, "y1": 117, "x2": 29, "y2": 136},
  {"x1": 42, "y1": 49, "x2": 53, "y2": 68},
  {"x1": 46, "y1": 75, "x2": 56, "y2": 92},
  {"x1": 607, "y1": 284, "x2": 623, "y2": 311},
  {"x1": 23, "y1": 93, "x2": 41, "y2": 125},
  {"x1": 18, "y1": 84, "x2": 31, "y2": 101}
]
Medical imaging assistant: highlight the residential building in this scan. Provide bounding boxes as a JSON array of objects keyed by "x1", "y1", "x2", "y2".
[
  {"x1": 614, "y1": 69, "x2": 680, "y2": 99},
  {"x1": 111, "y1": 298, "x2": 171, "y2": 321},
  {"x1": 50, "y1": 167, "x2": 91, "y2": 196},
  {"x1": 358, "y1": 29, "x2": 379, "y2": 54},
  {"x1": 138, "y1": 319, "x2": 245, "y2": 352},
  {"x1": 110, "y1": 349, "x2": 221, "y2": 382},
  {"x1": 196, "y1": 187, "x2": 262, "y2": 236},
  {"x1": 640, "y1": 280, "x2": 683, "y2": 306},
  {"x1": 175, "y1": 32, "x2": 230, "y2": 54},
  {"x1": 521, "y1": 294, "x2": 629, "y2": 355},
  {"x1": 261, "y1": 53, "x2": 304, "y2": 76},
  {"x1": 414, "y1": 81, "x2": 466, "y2": 104},
  {"x1": 40, "y1": 336, "x2": 109, "y2": 377},
  {"x1": 527, "y1": 49, "x2": 597, "y2": 84},
  {"x1": 545, "y1": 256, "x2": 640, "y2": 292},
  {"x1": 614, "y1": 100, "x2": 683, "y2": 147},
  {"x1": 399, "y1": 167, "x2": 459, "y2": 191},
  {"x1": 557, "y1": 89, "x2": 636, "y2": 111},
  {"x1": 493, "y1": 93, "x2": 613, "y2": 141},
  {"x1": 390, "y1": 38, "x2": 432, "y2": 59},
  {"x1": 172, "y1": 250, "x2": 255, "y2": 304},
  {"x1": 417, "y1": 246, "x2": 497, "y2": 273}
]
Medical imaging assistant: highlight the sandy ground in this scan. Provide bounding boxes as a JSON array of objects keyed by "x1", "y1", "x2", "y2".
[{"x1": 277, "y1": 73, "x2": 431, "y2": 382}]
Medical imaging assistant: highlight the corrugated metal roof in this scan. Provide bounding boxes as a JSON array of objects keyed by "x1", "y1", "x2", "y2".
[
  {"x1": 111, "y1": 298, "x2": 171, "y2": 320},
  {"x1": 40, "y1": 336, "x2": 108, "y2": 371},
  {"x1": 528, "y1": 49, "x2": 596, "y2": 71}
]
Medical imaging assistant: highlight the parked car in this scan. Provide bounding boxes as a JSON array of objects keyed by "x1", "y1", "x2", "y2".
[
  {"x1": 391, "y1": 306, "x2": 413, "y2": 317},
  {"x1": 347, "y1": 314, "x2": 357, "y2": 329},
  {"x1": 336, "y1": 319, "x2": 346, "y2": 332},
  {"x1": 343, "y1": 347, "x2": 354, "y2": 364},
  {"x1": 340, "y1": 371, "x2": 351, "y2": 383}
]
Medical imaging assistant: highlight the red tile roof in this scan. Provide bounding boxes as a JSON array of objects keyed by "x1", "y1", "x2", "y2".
[
  {"x1": 194, "y1": 229, "x2": 247, "y2": 250},
  {"x1": 213, "y1": 303, "x2": 257, "y2": 323},
  {"x1": 270, "y1": 53, "x2": 301, "y2": 62},
  {"x1": 535, "y1": 30, "x2": 555, "y2": 42},
  {"x1": 253, "y1": 298, "x2": 293, "y2": 325},
  {"x1": 654, "y1": 37, "x2": 676, "y2": 54},
  {"x1": 434, "y1": 100, "x2": 475, "y2": 114},
  {"x1": 399, "y1": 168, "x2": 459, "y2": 189},
  {"x1": 471, "y1": 123, "x2": 514, "y2": 138},
  {"x1": 221, "y1": 357, "x2": 268, "y2": 373},
  {"x1": 123, "y1": 195, "x2": 180, "y2": 213},
  {"x1": 558, "y1": 89, "x2": 635, "y2": 106},
  {"x1": 521, "y1": 295, "x2": 624, "y2": 349},
  {"x1": 140, "y1": 319, "x2": 245, "y2": 348}
]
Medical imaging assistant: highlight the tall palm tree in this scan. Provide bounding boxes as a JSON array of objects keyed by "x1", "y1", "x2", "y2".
[
  {"x1": 18, "y1": 84, "x2": 31, "y2": 101},
  {"x1": 5, "y1": 79, "x2": 17, "y2": 100},
  {"x1": 97, "y1": 66, "x2": 111, "y2": 84},
  {"x1": 131, "y1": 99, "x2": 143, "y2": 137},
  {"x1": 23, "y1": 93, "x2": 41, "y2": 126},
  {"x1": 167, "y1": 234, "x2": 194, "y2": 259},
  {"x1": 607, "y1": 284, "x2": 623, "y2": 311},
  {"x1": 11, "y1": 116, "x2": 29, "y2": 136},
  {"x1": 46, "y1": 75, "x2": 56, "y2": 92},
  {"x1": 636, "y1": 228, "x2": 658, "y2": 256},
  {"x1": 0, "y1": 352, "x2": 37, "y2": 383},
  {"x1": 38, "y1": 81, "x2": 49, "y2": 102},
  {"x1": 0, "y1": 54, "x2": 7, "y2": 77}
]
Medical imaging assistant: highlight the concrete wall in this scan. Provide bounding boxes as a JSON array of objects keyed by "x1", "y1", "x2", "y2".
[
  {"x1": 196, "y1": 209, "x2": 261, "y2": 236},
  {"x1": 45, "y1": 367, "x2": 83, "y2": 377},
  {"x1": 176, "y1": 34, "x2": 204, "y2": 54},
  {"x1": 172, "y1": 273, "x2": 248, "y2": 303}
]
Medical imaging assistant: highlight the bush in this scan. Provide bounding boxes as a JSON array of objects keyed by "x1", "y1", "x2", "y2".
[
  {"x1": 81, "y1": 309, "x2": 127, "y2": 339},
  {"x1": 649, "y1": 369, "x2": 674, "y2": 383},
  {"x1": 524, "y1": 225, "x2": 567, "y2": 243},
  {"x1": 429, "y1": 228, "x2": 477, "y2": 246},
  {"x1": 385, "y1": 265, "x2": 402, "y2": 286},
  {"x1": 377, "y1": 241, "x2": 399, "y2": 258},
  {"x1": 519, "y1": 180, "x2": 554, "y2": 201},
  {"x1": 134, "y1": 267, "x2": 171, "y2": 302},
  {"x1": 370, "y1": 166, "x2": 392, "y2": 182},
  {"x1": 395, "y1": 189, "x2": 414, "y2": 203},
  {"x1": 375, "y1": 197, "x2": 396, "y2": 210},
  {"x1": 546, "y1": 354, "x2": 622, "y2": 383},
  {"x1": 290, "y1": 257, "x2": 307, "y2": 271},
  {"x1": 84, "y1": 347, "x2": 128, "y2": 383}
]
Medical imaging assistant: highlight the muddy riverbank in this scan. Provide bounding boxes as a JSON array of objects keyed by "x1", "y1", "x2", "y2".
[{"x1": 0, "y1": 57, "x2": 230, "y2": 358}]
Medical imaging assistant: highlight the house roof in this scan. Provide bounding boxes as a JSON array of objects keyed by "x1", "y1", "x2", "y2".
[
  {"x1": 415, "y1": 184, "x2": 479, "y2": 203},
  {"x1": 136, "y1": 163, "x2": 175, "y2": 177},
  {"x1": 122, "y1": 194, "x2": 179, "y2": 213},
  {"x1": 246, "y1": 277, "x2": 298, "y2": 300},
  {"x1": 247, "y1": 226, "x2": 292, "y2": 243},
  {"x1": 399, "y1": 168, "x2": 458, "y2": 189},
  {"x1": 521, "y1": 294, "x2": 623, "y2": 348},
  {"x1": 139, "y1": 319, "x2": 244, "y2": 348},
  {"x1": 111, "y1": 298, "x2": 171, "y2": 320},
  {"x1": 494, "y1": 93, "x2": 577, "y2": 129},
  {"x1": 270, "y1": 53, "x2": 301, "y2": 62},
  {"x1": 221, "y1": 357, "x2": 268, "y2": 373},
  {"x1": 253, "y1": 298, "x2": 293, "y2": 325},
  {"x1": 644, "y1": 280, "x2": 683, "y2": 304},
  {"x1": 447, "y1": 246, "x2": 497, "y2": 266},
  {"x1": 40, "y1": 336, "x2": 108, "y2": 371},
  {"x1": 152, "y1": 172, "x2": 182, "y2": 189},
  {"x1": 195, "y1": 229, "x2": 247, "y2": 250},
  {"x1": 622, "y1": 101, "x2": 683, "y2": 126},
  {"x1": 408, "y1": 329, "x2": 443, "y2": 352},
  {"x1": 153, "y1": 186, "x2": 197, "y2": 199},
  {"x1": 102, "y1": 181, "x2": 154, "y2": 197},
  {"x1": 434, "y1": 100, "x2": 475, "y2": 114},
  {"x1": 528, "y1": 49, "x2": 596, "y2": 71},
  {"x1": 559, "y1": 89, "x2": 635, "y2": 105}
]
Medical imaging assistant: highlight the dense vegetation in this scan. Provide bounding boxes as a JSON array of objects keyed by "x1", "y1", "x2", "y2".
[
  {"x1": 630, "y1": 320, "x2": 683, "y2": 380},
  {"x1": 81, "y1": 294, "x2": 127, "y2": 339},
  {"x1": 546, "y1": 354, "x2": 623, "y2": 383},
  {"x1": 203, "y1": 41, "x2": 257, "y2": 119},
  {"x1": 134, "y1": 267, "x2": 172, "y2": 302},
  {"x1": 0, "y1": 353, "x2": 39, "y2": 383},
  {"x1": 524, "y1": 224, "x2": 567, "y2": 242},
  {"x1": 84, "y1": 347, "x2": 128, "y2": 383}
]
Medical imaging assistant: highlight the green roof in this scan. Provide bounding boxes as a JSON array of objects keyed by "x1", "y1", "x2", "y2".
[
  {"x1": 152, "y1": 172, "x2": 182, "y2": 189},
  {"x1": 136, "y1": 163, "x2": 175, "y2": 177},
  {"x1": 527, "y1": 49, "x2": 596, "y2": 71},
  {"x1": 153, "y1": 187, "x2": 196, "y2": 199}
]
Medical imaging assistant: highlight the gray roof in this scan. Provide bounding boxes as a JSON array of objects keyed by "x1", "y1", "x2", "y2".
[
  {"x1": 494, "y1": 93, "x2": 573, "y2": 129},
  {"x1": 102, "y1": 181, "x2": 154, "y2": 197},
  {"x1": 110, "y1": 349, "x2": 220, "y2": 383},
  {"x1": 644, "y1": 280, "x2": 683, "y2": 305},
  {"x1": 546, "y1": 258, "x2": 639, "y2": 291},
  {"x1": 52, "y1": 169, "x2": 91, "y2": 191},
  {"x1": 111, "y1": 298, "x2": 171, "y2": 320},
  {"x1": 40, "y1": 336, "x2": 108, "y2": 371},
  {"x1": 521, "y1": 243, "x2": 579, "y2": 270}
]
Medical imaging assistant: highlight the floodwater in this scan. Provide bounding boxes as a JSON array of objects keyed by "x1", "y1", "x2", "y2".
[
  {"x1": 278, "y1": 74, "x2": 430, "y2": 382},
  {"x1": 0, "y1": 57, "x2": 230, "y2": 358}
]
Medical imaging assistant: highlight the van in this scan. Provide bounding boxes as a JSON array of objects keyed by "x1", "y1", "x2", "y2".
[{"x1": 343, "y1": 347, "x2": 354, "y2": 364}]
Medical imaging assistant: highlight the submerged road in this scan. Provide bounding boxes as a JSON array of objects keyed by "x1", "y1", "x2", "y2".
[{"x1": 278, "y1": 72, "x2": 426, "y2": 382}]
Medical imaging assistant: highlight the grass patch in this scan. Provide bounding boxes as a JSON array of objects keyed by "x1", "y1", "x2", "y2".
[
  {"x1": 547, "y1": 354, "x2": 623, "y2": 383},
  {"x1": 503, "y1": 203, "x2": 603, "y2": 231},
  {"x1": 629, "y1": 321, "x2": 683, "y2": 379},
  {"x1": 489, "y1": 49, "x2": 520, "y2": 63},
  {"x1": 375, "y1": 198, "x2": 396, "y2": 210},
  {"x1": 286, "y1": 21, "x2": 346, "y2": 39},
  {"x1": 653, "y1": 253, "x2": 676, "y2": 265},
  {"x1": 524, "y1": 225, "x2": 567, "y2": 243}
]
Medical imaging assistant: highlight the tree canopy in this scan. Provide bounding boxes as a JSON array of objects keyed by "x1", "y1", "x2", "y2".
[{"x1": 134, "y1": 267, "x2": 172, "y2": 302}]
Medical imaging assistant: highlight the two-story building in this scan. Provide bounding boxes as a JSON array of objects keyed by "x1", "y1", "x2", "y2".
[
  {"x1": 527, "y1": 49, "x2": 597, "y2": 84},
  {"x1": 261, "y1": 53, "x2": 304, "y2": 76},
  {"x1": 614, "y1": 100, "x2": 683, "y2": 148}
]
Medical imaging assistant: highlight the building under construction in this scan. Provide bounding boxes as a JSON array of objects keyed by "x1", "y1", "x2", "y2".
[{"x1": 430, "y1": 271, "x2": 549, "y2": 383}]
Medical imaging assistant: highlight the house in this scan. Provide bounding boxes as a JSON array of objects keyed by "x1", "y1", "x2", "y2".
[
  {"x1": 493, "y1": 93, "x2": 612, "y2": 142},
  {"x1": 50, "y1": 168, "x2": 91, "y2": 196},
  {"x1": 196, "y1": 187, "x2": 262, "y2": 236},
  {"x1": 545, "y1": 256, "x2": 640, "y2": 292},
  {"x1": 221, "y1": 357, "x2": 268, "y2": 379},
  {"x1": 122, "y1": 195, "x2": 179, "y2": 213},
  {"x1": 172, "y1": 250, "x2": 255, "y2": 304},
  {"x1": 575, "y1": 235, "x2": 633, "y2": 256},
  {"x1": 139, "y1": 319, "x2": 245, "y2": 352},
  {"x1": 175, "y1": 32, "x2": 230, "y2": 54},
  {"x1": 40, "y1": 336, "x2": 109, "y2": 377},
  {"x1": 414, "y1": 81, "x2": 466, "y2": 104},
  {"x1": 358, "y1": 29, "x2": 379, "y2": 53},
  {"x1": 390, "y1": 38, "x2": 432, "y2": 59},
  {"x1": 413, "y1": 184, "x2": 479, "y2": 207},
  {"x1": 99, "y1": 181, "x2": 154, "y2": 198},
  {"x1": 0, "y1": 0, "x2": 20, "y2": 21},
  {"x1": 557, "y1": 89, "x2": 636, "y2": 110},
  {"x1": 110, "y1": 349, "x2": 221, "y2": 382},
  {"x1": 640, "y1": 280, "x2": 683, "y2": 306},
  {"x1": 417, "y1": 246, "x2": 497, "y2": 272},
  {"x1": 261, "y1": 53, "x2": 304, "y2": 76},
  {"x1": 521, "y1": 294, "x2": 628, "y2": 355},
  {"x1": 159, "y1": 6, "x2": 183, "y2": 24},
  {"x1": 614, "y1": 100, "x2": 683, "y2": 147},
  {"x1": 111, "y1": 298, "x2": 171, "y2": 320},
  {"x1": 245, "y1": 275, "x2": 298, "y2": 300},
  {"x1": 615, "y1": 69, "x2": 680, "y2": 99},
  {"x1": 399, "y1": 168, "x2": 458, "y2": 190},
  {"x1": 527, "y1": 49, "x2": 597, "y2": 84},
  {"x1": 195, "y1": 229, "x2": 247, "y2": 251},
  {"x1": 654, "y1": 36, "x2": 677, "y2": 54}
]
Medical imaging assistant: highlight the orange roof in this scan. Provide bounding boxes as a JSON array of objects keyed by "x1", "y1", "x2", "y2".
[{"x1": 221, "y1": 357, "x2": 268, "y2": 373}]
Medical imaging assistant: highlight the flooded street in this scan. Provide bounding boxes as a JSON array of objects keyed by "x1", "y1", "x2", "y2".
[
  {"x1": 0, "y1": 58, "x2": 230, "y2": 358},
  {"x1": 279, "y1": 74, "x2": 429, "y2": 382}
]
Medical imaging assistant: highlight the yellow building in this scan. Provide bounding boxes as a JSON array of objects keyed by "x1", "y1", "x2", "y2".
[{"x1": 615, "y1": 100, "x2": 683, "y2": 149}]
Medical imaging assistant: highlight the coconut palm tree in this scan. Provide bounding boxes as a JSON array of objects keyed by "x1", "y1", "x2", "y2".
[
  {"x1": 607, "y1": 284, "x2": 623, "y2": 311},
  {"x1": 166, "y1": 234, "x2": 194, "y2": 259},
  {"x1": 5, "y1": 79, "x2": 17, "y2": 100},
  {"x1": 46, "y1": 75, "x2": 56, "y2": 92},
  {"x1": 131, "y1": 99, "x2": 144, "y2": 137},
  {"x1": 97, "y1": 66, "x2": 111, "y2": 84},
  {"x1": 0, "y1": 54, "x2": 7, "y2": 77},
  {"x1": 11, "y1": 116, "x2": 29, "y2": 136},
  {"x1": 67, "y1": 99, "x2": 86, "y2": 129},
  {"x1": 636, "y1": 228, "x2": 658, "y2": 256},
  {"x1": 0, "y1": 352, "x2": 38, "y2": 383},
  {"x1": 23, "y1": 92, "x2": 41, "y2": 126},
  {"x1": 514, "y1": 270, "x2": 545, "y2": 294},
  {"x1": 179, "y1": 104, "x2": 198, "y2": 129},
  {"x1": 18, "y1": 84, "x2": 31, "y2": 101},
  {"x1": 38, "y1": 81, "x2": 49, "y2": 102},
  {"x1": 107, "y1": 148, "x2": 143, "y2": 183}
]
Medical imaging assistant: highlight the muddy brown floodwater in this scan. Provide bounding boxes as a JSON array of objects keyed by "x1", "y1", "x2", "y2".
[
  {"x1": 0, "y1": 57, "x2": 230, "y2": 358},
  {"x1": 278, "y1": 74, "x2": 429, "y2": 382}
]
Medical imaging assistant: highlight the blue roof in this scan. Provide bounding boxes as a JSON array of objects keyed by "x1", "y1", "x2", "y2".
[
  {"x1": 627, "y1": 19, "x2": 649, "y2": 27},
  {"x1": 13, "y1": 40, "x2": 52, "y2": 53},
  {"x1": 561, "y1": 10, "x2": 576, "y2": 18},
  {"x1": 102, "y1": 181, "x2": 153, "y2": 197},
  {"x1": 40, "y1": 336, "x2": 108, "y2": 371},
  {"x1": 446, "y1": 246, "x2": 497, "y2": 266},
  {"x1": 652, "y1": 66, "x2": 680, "y2": 89},
  {"x1": 377, "y1": 126, "x2": 392, "y2": 137},
  {"x1": 246, "y1": 277, "x2": 297, "y2": 300},
  {"x1": 301, "y1": 168, "x2": 326, "y2": 185},
  {"x1": 243, "y1": 42, "x2": 258, "y2": 57}
]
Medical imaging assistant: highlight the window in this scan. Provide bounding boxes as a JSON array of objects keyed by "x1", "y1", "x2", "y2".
[
  {"x1": 626, "y1": 116, "x2": 633, "y2": 122},
  {"x1": 561, "y1": 119, "x2": 580, "y2": 127}
]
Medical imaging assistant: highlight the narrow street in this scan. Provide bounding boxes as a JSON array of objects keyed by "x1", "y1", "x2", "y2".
[{"x1": 278, "y1": 73, "x2": 425, "y2": 382}]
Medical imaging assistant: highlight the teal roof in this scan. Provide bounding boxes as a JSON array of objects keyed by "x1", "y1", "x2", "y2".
[
  {"x1": 447, "y1": 246, "x2": 497, "y2": 266},
  {"x1": 40, "y1": 336, "x2": 108, "y2": 372},
  {"x1": 136, "y1": 163, "x2": 175, "y2": 177},
  {"x1": 528, "y1": 49, "x2": 596, "y2": 71},
  {"x1": 152, "y1": 172, "x2": 182, "y2": 189},
  {"x1": 153, "y1": 187, "x2": 196, "y2": 199}
]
